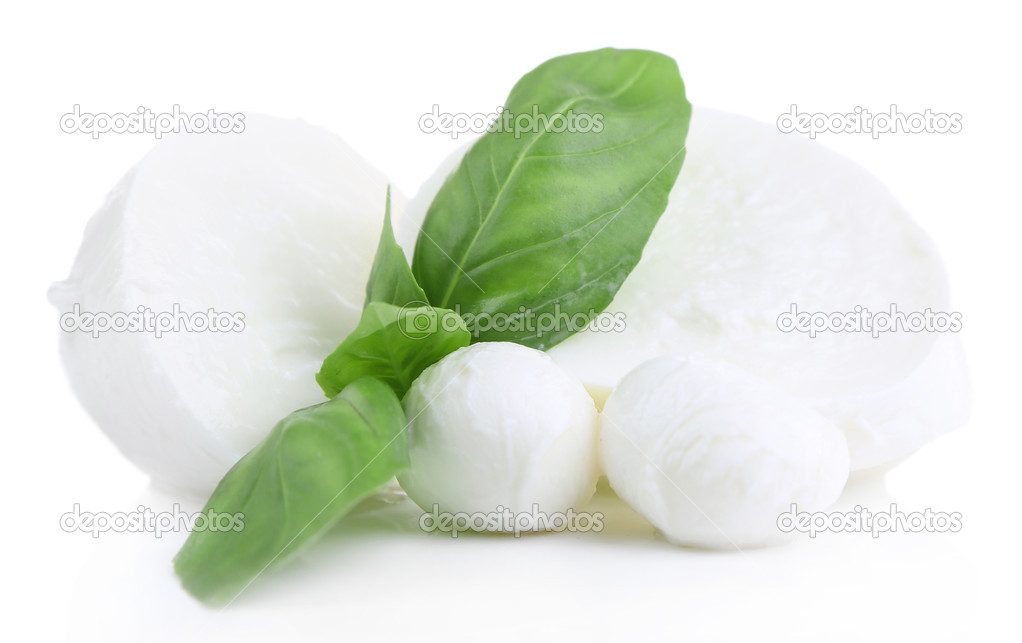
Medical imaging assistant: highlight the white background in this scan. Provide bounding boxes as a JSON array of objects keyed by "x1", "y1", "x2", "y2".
[{"x1": 2, "y1": 0, "x2": 1019, "y2": 640}]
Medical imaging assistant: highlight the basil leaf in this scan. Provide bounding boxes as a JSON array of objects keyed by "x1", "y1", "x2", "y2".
[
  {"x1": 411, "y1": 48, "x2": 691, "y2": 349},
  {"x1": 317, "y1": 190, "x2": 464, "y2": 399},
  {"x1": 174, "y1": 377, "x2": 408, "y2": 605},
  {"x1": 365, "y1": 186, "x2": 427, "y2": 308},
  {"x1": 316, "y1": 301, "x2": 469, "y2": 398}
]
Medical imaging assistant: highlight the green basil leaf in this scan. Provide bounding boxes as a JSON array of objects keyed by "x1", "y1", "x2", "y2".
[
  {"x1": 411, "y1": 48, "x2": 691, "y2": 349},
  {"x1": 174, "y1": 377, "x2": 408, "y2": 605},
  {"x1": 365, "y1": 186, "x2": 427, "y2": 308},
  {"x1": 316, "y1": 301, "x2": 469, "y2": 398}
]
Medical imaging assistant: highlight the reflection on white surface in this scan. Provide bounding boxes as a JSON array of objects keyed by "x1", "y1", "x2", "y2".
[{"x1": 68, "y1": 477, "x2": 975, "y2": 642}]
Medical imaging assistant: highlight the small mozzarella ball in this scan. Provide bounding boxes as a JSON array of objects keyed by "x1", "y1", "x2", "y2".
[
  {"x1": 600, "y1": 355, "x2": 849, "y2": 549},
  {"x1": 397, "y1": 342, "x2": 599, "y2": 530}
]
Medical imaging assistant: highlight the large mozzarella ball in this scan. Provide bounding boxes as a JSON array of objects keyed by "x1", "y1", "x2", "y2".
[
  {"x1": 600, "y1": 355, "x2": 850, "y2": 549},
  {"x1": 547, "y1": 107, "x2": 950, "y2": 398},
  {"x1": 397, "y1": 342, "x2": 599, "y2": 527},
  {"x1": 49, "y1": 116, "x2": 405, "y2": 493},
  {"x1": 402, "y1": 107, "x2": 966, "y2": 470}
]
